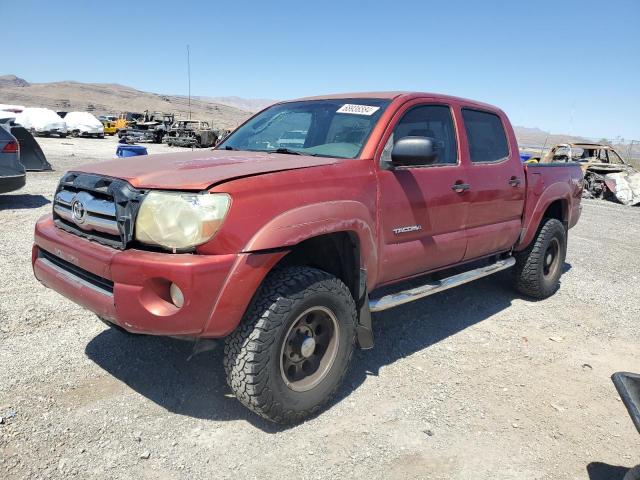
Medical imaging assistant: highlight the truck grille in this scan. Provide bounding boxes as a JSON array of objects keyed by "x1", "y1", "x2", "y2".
[{"x1": 52, "y1": 172, "x2": 144, "y2": 249}]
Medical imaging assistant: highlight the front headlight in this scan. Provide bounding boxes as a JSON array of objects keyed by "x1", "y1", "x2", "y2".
[{"x1": 135, "y1": 191, "x2": 231, "y2": 250}]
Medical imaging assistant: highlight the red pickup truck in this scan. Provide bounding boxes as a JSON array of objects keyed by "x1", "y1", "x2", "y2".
[{"x1": 33, "y1": 92, "x2": 583, "y2": 423}]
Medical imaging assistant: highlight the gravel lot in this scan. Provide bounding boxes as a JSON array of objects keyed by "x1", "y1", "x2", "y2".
[{"x1": 1, "y1": 136, "x2": 639, "y2": 479}]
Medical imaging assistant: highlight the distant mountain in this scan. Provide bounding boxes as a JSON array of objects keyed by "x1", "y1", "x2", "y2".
[
  {"x1": 513, "y1": 126, "x2": 589, "y2": 150},
  {"x1": 197, "y1": 96, "x2": 276, "y2": 112},
  {"x1": 0, "y1": 75, "x2": 30, "y2": 87},
  {"x1": 0, "y1": 75, "x2": 251, "y2": 129}
]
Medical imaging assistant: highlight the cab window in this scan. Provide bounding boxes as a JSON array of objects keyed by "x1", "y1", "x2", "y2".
[
  {"x1": 462, "y1": 108, "x2": 509, "y2": 163},
  {"x1": 381, "y1": 104, "x2": 458, "y2": 165}
]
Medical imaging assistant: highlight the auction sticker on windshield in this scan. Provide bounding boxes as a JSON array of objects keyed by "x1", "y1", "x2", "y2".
[{"x1": 336, "y1": 104, "x2": 381, "y2": 116}]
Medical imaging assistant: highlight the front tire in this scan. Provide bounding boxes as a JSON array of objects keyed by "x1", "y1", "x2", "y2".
[
  {"x1": 513, "y1": 218, "x2": 566, "y2": 299},
  {"x1": 224, "y1": 266, "x2": 357, "y2": 424}
]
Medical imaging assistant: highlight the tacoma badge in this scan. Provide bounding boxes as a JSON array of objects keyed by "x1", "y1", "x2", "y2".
[{"x1": 393, "y1": 225, "x2": 422, "y2": 235}]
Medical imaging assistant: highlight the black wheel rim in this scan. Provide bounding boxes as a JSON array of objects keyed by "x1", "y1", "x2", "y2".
[
  {"x1": 543, "y1": 237, "x2": 560, "y2": 278},
  {"x1": 280, "y1": 306, "x2": 339, "y2": 392}
]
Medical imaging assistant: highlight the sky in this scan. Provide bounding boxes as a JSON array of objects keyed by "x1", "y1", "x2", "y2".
[{"x1": 2, "y1": 0, "x2": 639, "y2": 139}]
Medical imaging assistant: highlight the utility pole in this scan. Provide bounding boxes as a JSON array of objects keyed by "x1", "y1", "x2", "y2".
[{"x1": 187, "y1": 44, "x2": 191, "y2": 120}]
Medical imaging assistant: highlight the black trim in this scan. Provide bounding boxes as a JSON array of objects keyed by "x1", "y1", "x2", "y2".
[
  {"x1": 38, "y1": 248, "x2": 114, "y2": 294},
  {"x1": 54, "y1": 217, "x2": 122, "y2": 249},
  {"x1": 53, "y1": 172, "x2": 145, "y2": 249}
]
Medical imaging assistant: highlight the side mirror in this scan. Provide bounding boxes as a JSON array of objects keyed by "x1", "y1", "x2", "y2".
[{"x1": 391, "y1": 136, "x2": 438, "y2": 167}]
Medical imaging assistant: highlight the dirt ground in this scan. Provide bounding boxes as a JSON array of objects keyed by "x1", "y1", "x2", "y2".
[{"x1": 1, "y1": 135, "x2": 639, "y2": 480}]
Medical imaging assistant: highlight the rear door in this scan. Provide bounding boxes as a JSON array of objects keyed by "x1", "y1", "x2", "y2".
[
  {"x1": 376, "y1": 100, "x2": 470, "y2": 283},
  {"x1": 460, "y1": 108, "x2": 525, "y2": 260}
]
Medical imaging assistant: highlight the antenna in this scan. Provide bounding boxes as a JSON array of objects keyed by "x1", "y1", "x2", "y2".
[{"x1": 187, "y1": 44, "x2": 191, "y2": 120}]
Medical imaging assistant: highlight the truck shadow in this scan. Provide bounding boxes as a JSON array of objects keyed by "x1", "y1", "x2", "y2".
[
  {"x1": 0, "y1": 194, "x2": 50, "y2": 210},
  {"x1": 85, "y1": 268, "x2": 568, "y2": 432},
  {"x1": 586, "y1": 462, "x2": 631, "y2": 480}
]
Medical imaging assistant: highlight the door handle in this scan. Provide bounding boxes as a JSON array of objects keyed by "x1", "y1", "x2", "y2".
[
  {"x1": 509, "y1": 177, "x2": 522, "y2": 187},
  {"x1": 451, "y1": 183, "x2": 470, "y2": 193}
]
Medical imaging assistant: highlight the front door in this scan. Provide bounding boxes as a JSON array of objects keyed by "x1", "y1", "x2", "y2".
[{"x1": 377, "y1": 102, "x2": 470, "y2": 284}]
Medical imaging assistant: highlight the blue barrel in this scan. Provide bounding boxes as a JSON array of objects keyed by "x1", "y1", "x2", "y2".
[
  {"x1": 519, "y1": 153, "x2": 532, "y2": 162},
  {"x1": 116, "y1": 144, "x2": 148, "y2": 158}
]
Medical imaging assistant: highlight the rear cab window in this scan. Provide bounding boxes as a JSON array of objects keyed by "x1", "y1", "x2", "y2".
[{"x1": 462, "y1": 108, "x2": 509, "y2": 163}]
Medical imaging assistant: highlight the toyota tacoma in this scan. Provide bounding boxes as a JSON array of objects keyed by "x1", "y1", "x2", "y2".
[{"x1": 32, "y1": 92, "x2": 583, "y2": 423}]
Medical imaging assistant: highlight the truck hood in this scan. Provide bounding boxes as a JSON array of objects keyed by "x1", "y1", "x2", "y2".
[{"x1": 75, "y1": 149, "x2": 343, "y2": 190}]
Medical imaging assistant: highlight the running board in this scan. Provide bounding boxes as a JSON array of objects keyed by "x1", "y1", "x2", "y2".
[{"x1": 368, "y1": 257, "x2": 515, "y2": 312}]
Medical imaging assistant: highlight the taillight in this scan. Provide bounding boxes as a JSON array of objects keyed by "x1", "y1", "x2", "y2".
[{"x1": 2, "y1": 141, "x2": 19, "y2": 153}]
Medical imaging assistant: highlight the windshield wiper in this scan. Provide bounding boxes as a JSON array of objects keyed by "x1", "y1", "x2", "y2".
[
  {"x1": 223, "y1": 145, "x2": 236, "y2": 150},
  {"x1": 268, "y1": 148, "x2": 315, "y2": 156}
]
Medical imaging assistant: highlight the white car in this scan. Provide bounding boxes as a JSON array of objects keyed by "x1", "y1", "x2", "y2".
[
  {"x1": 64, "y1": 112, "x2": 105, "y2": 138},
  {"x1": 14, "y1": 108, "x2": 67, "y2": 138}
]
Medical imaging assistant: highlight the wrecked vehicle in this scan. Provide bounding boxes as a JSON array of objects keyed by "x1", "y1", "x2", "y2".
[
  {"x1": 15, "y1": 108, "x2": 67, "y2": 138},
  {"x1": 541, "y1": 143, "x2": 640, "y2": 206},
  {"x1": 118, "y1": 111, "x2": 174, "y2": 143},
  {"x1": 65, "y1": 112, "x2": 105, "y2": 138},
  {"x1": 0, "y1": 123, "x2": 26, "y2": 193},
  {"x1": 33, "y1": 92, "x2": 583, "y2": 423},
  {"x1": 163, "y1": 120, "x2": 219, "y2": 148},
  {"x1": 114, "y1": 112, "x2": 142, "y2": 133}
]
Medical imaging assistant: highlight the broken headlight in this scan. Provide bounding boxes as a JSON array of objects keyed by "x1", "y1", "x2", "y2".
[{"x1": 135, "y1": 191, "x2": 231, "y2": 250}]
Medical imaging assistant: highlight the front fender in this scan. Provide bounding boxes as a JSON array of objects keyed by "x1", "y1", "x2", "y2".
[
  {"x1": 243, "y1": 201, "x2": 379, "y2": 287},
  {"x1": 200, "y1": 249, "x2": 288, "y2": 337}
]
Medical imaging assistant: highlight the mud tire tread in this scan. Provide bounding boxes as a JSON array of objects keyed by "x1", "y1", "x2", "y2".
[{"x1": 224, "y1": 266, "x2": 356, "y2": 424}]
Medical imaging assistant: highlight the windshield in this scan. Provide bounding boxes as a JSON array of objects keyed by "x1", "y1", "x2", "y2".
[{"x1": 218, "y1": 98, "x2": 390, "y2": 158}]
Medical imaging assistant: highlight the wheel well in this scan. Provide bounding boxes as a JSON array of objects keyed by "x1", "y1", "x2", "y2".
[
  {"x1": 277, "y1": 232, "x2": 361, "y2": 300},
  {"x1": 543, "y1": 199, "x2": 566, "y2": 227}
]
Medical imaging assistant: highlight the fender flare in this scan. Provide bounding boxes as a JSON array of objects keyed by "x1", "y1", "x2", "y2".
[
  {"x1": 200, "y1": 201, "x2": 379, "y2": 337},
  {"x1": 517, "y1": 182, "x2": 572, "y2": 250},
  {"x1": 242, "y1": 200, "x2": 379, "y2": 286}
]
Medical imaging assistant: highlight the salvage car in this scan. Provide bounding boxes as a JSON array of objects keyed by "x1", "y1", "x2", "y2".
[
  {"x1": 114, "y1": 112, "x2": 142, "y2": 133},
  {"x1": 163, "y1": 120, "x2": 218, "y2": 148},
  {"x1": 118, "y1": 111, "x2": 174, "y2": 143},
  {"x1": 15, "y1": 108, "x2": 67, "y2": 138},
  {"x1": 65, "y1": 112, "x2": 105, "y2": 138},
  {"x1": 541, "y1": 143, "x2": 640, "y2": 206},
  {"x1": 0, "y1": 123, "x2": 26, "y2": 193},
  {"x1": 32, "y1": 92, "x2": 583, "y2": 423}
]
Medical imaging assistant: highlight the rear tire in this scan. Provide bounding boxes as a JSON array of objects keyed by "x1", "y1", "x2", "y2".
[
  {"x1": 224, "y1": 266, "x2": 357, "y2": 424},
  {"x1": 513, "y1": 218, "x2": 566, "y2": 299}
]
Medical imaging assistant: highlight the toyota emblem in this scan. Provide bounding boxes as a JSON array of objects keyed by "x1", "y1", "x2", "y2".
[{"x1": 71, "y1": 199, "x2": 87, "y2": 224}]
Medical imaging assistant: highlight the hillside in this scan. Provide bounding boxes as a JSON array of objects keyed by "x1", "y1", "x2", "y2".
[
  {"x1": 0, "y1": 75, "x2": 605, "y2": 148},
  {"x1": 0, "y1": 75, "x2": 251, "y2": 129},
  {"x1": 197, "y1": 96, "x2": 276, "y2": 112},
  {"x1": 513, "y1": 126, "x2": 588, "y2": 149}
]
